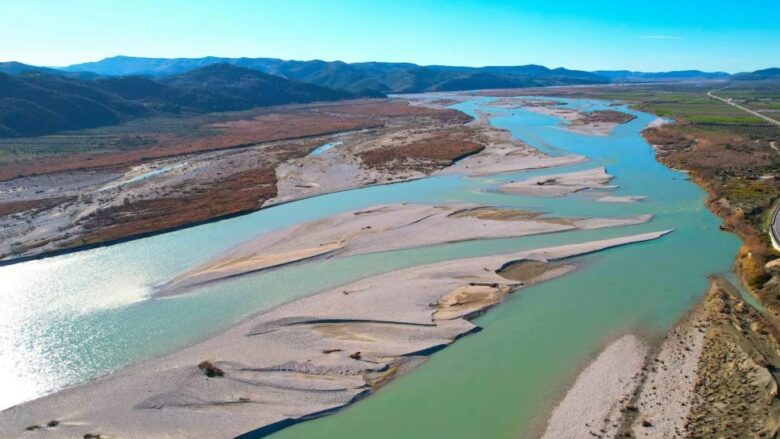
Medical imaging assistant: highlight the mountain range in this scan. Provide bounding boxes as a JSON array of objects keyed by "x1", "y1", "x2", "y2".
[
  {"x1": 1, "y1": 56, "x2": 778, "y2": 138},
  {"x1": 57, "y1": 56, "x2": 613, "y2": 94},
  {"x1": 0, "y1": 64, "x2": 366, "y2": 137},
  {"x1": 54, "y1": 56, "x2": 780, "y2": 88}
]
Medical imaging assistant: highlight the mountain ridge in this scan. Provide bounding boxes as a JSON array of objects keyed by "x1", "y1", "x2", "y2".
[
  {"x1": 56, "y1": 55, "x2": 610, "y2": 93},
  {"x1": 0, "y1": 64, "x2": 366, "y2": 138},
  {"x1": 2, "y1": 57, "x2": 779, "y2": 139}
]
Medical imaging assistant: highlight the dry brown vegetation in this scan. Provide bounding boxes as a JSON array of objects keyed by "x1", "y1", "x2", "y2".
[
  {"x1": 497, "y1": 260, "x2": 558, "y2": 283},
  {"x1": 0, "y1": 196, "x2": 75, "y2": 217},
  {"x1": 358, "y1": 127, "x2": 483, "y2": 172},
  {"x1": 74, "y1": 167, "x2": 276, "y2": 247},
  {"x1": 181, "y1": 112, "x2": 380, "y2": 151},
  {"x1": 1, "y1": 99, "x2": 482, "y2": 260},
  {"x1": 645, "y1": 125, "x2": 780, "y2": 308},
  {"x1": 0, "y1": 110, "x2": 379, "y2": 180},
  {"x1": 0, "y1": 99, "x2": 471, "y2": 181},
  {"x1": 581, "y1": 109, "x2": 636, "y2": 124}
]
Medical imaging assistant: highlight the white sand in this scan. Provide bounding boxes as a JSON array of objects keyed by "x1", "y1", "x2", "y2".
[
  {"x1": 510, "y1": 101, "x2": 626, "y2": 136},
  {"x1": 597, "y1": 195, "x2": 648, "y2": 203},
  {"x1": 161, "y1": 203, "x2": 652, "y2": 294},
  {"x1": 629, "y1": 317, "x2": 705, "y2": 438},
  {"x1": 499, "y1": 167, "x2": 614, "y2": 197},
  {"x1": 542, "y1": 302, "x2": 708, "y2": 439},
  {"x1": 542, "y1": 335, "x2": 650, "y2": 439}
]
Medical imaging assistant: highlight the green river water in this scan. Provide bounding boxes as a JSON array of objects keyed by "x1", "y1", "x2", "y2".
[{"x1": 0, "y1": 96, "x2": 739, "y2": 438}]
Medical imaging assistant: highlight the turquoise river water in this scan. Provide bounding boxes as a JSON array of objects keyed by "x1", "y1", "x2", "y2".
[{"x1": 0, "y1": 97, "x2": 739, "y2": 438}]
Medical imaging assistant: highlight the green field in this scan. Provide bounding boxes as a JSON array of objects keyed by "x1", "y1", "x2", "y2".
[
  {"x1": 594, "y1": 82, "x2": 780, "y2": 128},
  {"x1": 578, "y1": 84, "x2": 774, "y2": 126}
]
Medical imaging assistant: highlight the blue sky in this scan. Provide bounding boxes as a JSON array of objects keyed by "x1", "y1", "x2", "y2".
[{"x1": 1, "y1": 0, "x2": 777, "y2": 72}]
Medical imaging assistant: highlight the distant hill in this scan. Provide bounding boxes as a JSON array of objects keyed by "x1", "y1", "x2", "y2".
[
  {"x1": 0, "y1": 61, "x2": 60, "y2": 75},
  {"x1": 0, "y1": 64, "x2": 370, "y2": 138},
  {"x1": 593, "y1": 70, "x2": 731, "y2": 82},
  {"x1": 0, "y1": 72, "x2": 146, "y2": 137},
  {"x1": 731, "y1": 68, "x2": 780, "y2": 81},
  {"x1": 160, "y1": 63, "x2": 359, "y2": 111},
  {"x1": 94, "y1": 64, "x2": 358, "y2": 113},
  {"x1": 64, "y1": 56, "x2": 780, "y2": 93},
  {"x1": 60, "y1": 56, "x2": 610, "y2": 93},
  {"x1": 0, "y1": 62, "x2": 103, "y2": 80}
]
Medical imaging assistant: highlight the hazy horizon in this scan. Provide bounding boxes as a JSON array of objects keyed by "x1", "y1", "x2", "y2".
[
  {"x1": 1, "y1": 0, "x2": 778, "y2": 72},
  {"x1": 2, "y1": 53, "x2": 775, "y2": 76}
]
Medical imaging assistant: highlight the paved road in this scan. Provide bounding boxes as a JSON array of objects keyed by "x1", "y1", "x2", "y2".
[
  {"x1": 767, "y1": 144, "x2": 780, "y2": 251},
  {"x1": 707, "y1": 90, "x2": 780, "y2": 127},
  {"x1": 771, "y1": 201, "x2": 780, "y2": 252}
]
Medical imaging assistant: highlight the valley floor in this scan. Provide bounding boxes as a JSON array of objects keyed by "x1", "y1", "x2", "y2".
[
  {"x1": 0, "y1": 99, "x2": 493, "y2": 262},
  {"x1": 4, "y1": 90, "x2": 768, "y2": 439}
]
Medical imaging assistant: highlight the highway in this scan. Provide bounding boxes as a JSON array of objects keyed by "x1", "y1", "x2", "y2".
[
  {"x1": 707, "y1": 90, "x2": 780, "y2": 127},
  {"x1": 771, "y1": 200, "x2": 780, "y2": 252}
]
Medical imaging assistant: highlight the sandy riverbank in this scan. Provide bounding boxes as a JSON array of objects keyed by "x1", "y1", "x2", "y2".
[
  {"x1": 161, "y1": 202, "x2": 652, "y2": 294},
  {"x1": 488, "y1": 98, "x2": 636, "y2": 136},
  {"x1": 541, "y1": 334, "x2": 650, "y2": 439},
  {"x1": 597, "y1": 195, "x2": 647, "y2": 203},
  {"x1": 499, "y1": 167, "x2": 615, "y2": 197},
  {"x1": 539, "y1": 276, "x2": 780, "y2": 438},
  {"x1": 0, "y1": 231, "x2": 671, "y2": 439},
  {"x1": 267, "y1": 104, "x2": 586, "y2": 205}
]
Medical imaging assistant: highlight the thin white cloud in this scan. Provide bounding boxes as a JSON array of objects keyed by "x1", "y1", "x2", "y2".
[{"x1": 639, "y1": 35, "x2": 681, "y2": 40}]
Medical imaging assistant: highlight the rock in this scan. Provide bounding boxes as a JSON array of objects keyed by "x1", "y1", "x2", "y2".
[{"x1": 197, "y1": 361, "x2": 224, "y2": 377}]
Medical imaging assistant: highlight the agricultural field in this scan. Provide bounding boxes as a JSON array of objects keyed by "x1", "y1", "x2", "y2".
[
  {"x1": 561, "y1": 83, "x2": 775, "y2": 125},
  {"x1": 713, "y1": 82, "x2": 780, "y2": 119}
]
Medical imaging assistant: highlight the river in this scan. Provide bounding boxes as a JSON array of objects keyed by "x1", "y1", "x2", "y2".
[{"x1": 0, "y1": 96, "x2": 739, "y2": 437}]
